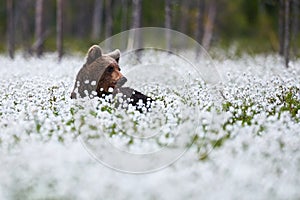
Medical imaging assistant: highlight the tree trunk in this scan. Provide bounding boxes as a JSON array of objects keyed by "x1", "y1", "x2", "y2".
[
  {"x1": 165, "y1": 0, "x2": 171, "y2": 50},
  {"x1": 92, "y1": 0, "x2": 103, "y2": 40},
  {"x1": 7, "y1": 0, "x2": 15, "y2": 59},
  {"x1": 130, "y1": 0, "x2": 142, "y2": 49},
  {"x1": 75, "y1": 2, "x2": 89, "y2": 38},
  {"x1": 196, "y1": 0, "x2": 205, "y2": 55},
  {"x1": 283, "y1": 0, "x2": 291, "y2": 67},
  {"x1": 120, "y1": 0, "x2": 128, "y2": 31},
  {"x1": 279, "y1": 0, "x2": 285, "y2": 56},
  {"x1": 196, "y1": 0, "x2": 205, "y2": 45},
  {"x1": 19, "y1": 0, "x2": 31, "y2": 55},
  {"x1": 179, "y1": 1, "x2": 189, "y2": 34},
  {"x1": 202, "y1": 0, "x2": 216, "y2": 50},
  {"x1": 292, "y1": 0, "x2": 299, "y2": 56},
  {"x1": 120, "y1": 0, "x2": 129, "y2": 49},
  {"x1": 132, "y1": 0, "x2": 141, "y2": 29},
  {"x1": 35, "y1": 0, "x2": 44, "y2": 57},
  {"x1": 56, "y1": 0, "x2": 63, "y2": 61},
  {"x1": 105, "y1": 0, "x2": 113, "y2": 49}
]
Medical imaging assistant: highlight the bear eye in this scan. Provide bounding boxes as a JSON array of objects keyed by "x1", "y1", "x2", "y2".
[
  {"x1": 118, "y1": 67, "x2": 121, "y2": 71},
  {"x1": 107, "y1": 66, "x2": 114, "y2": 73}
]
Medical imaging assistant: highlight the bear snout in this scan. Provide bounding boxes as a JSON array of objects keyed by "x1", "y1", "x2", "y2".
[{"x1": 116, "y1": 76, "x2": 127, "y2": 87}]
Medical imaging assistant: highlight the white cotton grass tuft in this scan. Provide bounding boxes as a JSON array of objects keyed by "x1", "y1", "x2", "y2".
[
  {"x1": 108, "y1": 87, "x2": 114, "y2": 93},
  {"x1": 91, "y1": 80, "x2": 96, "y2": 86}
]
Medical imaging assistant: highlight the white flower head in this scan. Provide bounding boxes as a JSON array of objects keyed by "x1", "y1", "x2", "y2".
[
  {"x1": 108, "y1": 87, "x2": 114, "y2": 93},
  {"x1": 91, "y1": 81, "x2": 96, "y2": 86}
]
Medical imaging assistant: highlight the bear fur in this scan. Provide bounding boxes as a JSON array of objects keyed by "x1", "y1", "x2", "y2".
[
  {"x1": 71, "y1": 45, "x2": 152, "y2": 110},
  {"x1": 71, "y1": 45, "x2": 122, "y2": 99}
]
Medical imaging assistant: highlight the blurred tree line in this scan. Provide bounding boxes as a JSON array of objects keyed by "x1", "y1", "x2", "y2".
[{"x1": 1, "y1": 0, "x2": 299, "y2": 65}]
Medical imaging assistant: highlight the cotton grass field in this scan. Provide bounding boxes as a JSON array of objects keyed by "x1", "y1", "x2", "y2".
[{"x1": 0, "y1": 52, "x2": 300, "y2": 199}]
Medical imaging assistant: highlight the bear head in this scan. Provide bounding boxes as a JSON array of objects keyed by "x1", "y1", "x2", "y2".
[{"x1": 71, "y1": 45, "x2": 127, "y2": 99}]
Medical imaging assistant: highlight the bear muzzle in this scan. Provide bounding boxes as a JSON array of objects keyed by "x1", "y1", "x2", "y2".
[{"x1": 115, "y1": 76, "x2": 127, "y2": 88}]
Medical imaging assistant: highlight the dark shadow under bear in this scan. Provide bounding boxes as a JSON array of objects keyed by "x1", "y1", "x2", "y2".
[{"x1": 71, "y1": 45, "x2": 152, "y2": 111}]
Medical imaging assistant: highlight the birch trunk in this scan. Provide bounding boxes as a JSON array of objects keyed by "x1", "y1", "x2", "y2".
[
  {"x1": 279, "y1": 0, "x2": 285, "y2": 56},
  {"x1": 7, "y1": 0, "x2": 15, "y2": 59},
  {"x1": 292, "y1": 0, "x2": 299, "y2": 55},
  {"x1": 130, "y1": 0, "x2": 142, "y2": 49},
  {"x1": 283, "y1": 0, "x2": 290, "y2": 67},
  {"x1": 196, "y1": 0, "x2": 205, "y2": 45},
  {"x1": 35, "y1": 0, "x2": 44, "y2": 57},
  {"x1": 202, "y1": 0, "x2": 216, "y2": 50},
  {"x1": 179, "y1": 1, "x2": 188, "y2": 34},
  {"x1": 165, "y1": 0, "x2": 171, "y2": 50},
  {"x1": 20, "y1": 0, "x2": 31, "y2": 55}
]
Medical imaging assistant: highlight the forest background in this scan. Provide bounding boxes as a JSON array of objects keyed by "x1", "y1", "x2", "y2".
[{"x1": 1, "y1": 0, "x2": 299, "y2": 64}]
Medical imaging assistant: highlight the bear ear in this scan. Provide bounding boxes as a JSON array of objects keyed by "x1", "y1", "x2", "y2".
[
  {"x1": 106, "y1": 49, "x2": 120, "y2": 63},
  {"x1": 86, "y1": 45, "x2": 102, "y2": 64}
]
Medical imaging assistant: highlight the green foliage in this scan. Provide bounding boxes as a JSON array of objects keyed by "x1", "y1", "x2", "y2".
[
  {"x1": 268, "y1": 86, "x2": 300, "y2": 121},
  {"x1": 279, "y1": 88, "x2": 300, "y2": 121},
  {"x1": 101, "y1": 105, "x2": 113, "y2": 114},
  {"x1": 222, "y1": 100, "x2": 259, "y2": 128},
  {"x1": 142, "y1": 0, "x2": 165, "y2": 27},
  {"x1": 35, "y1": 119, "x2": 42, "y2": 133},
  {"x1": 48, "y1": 86, "x2": 60, "y2": 116}
]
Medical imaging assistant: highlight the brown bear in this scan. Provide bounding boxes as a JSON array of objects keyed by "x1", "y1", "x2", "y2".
[{"x1": 71, "y1": 45, "x2": 152, "y2": 111}]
